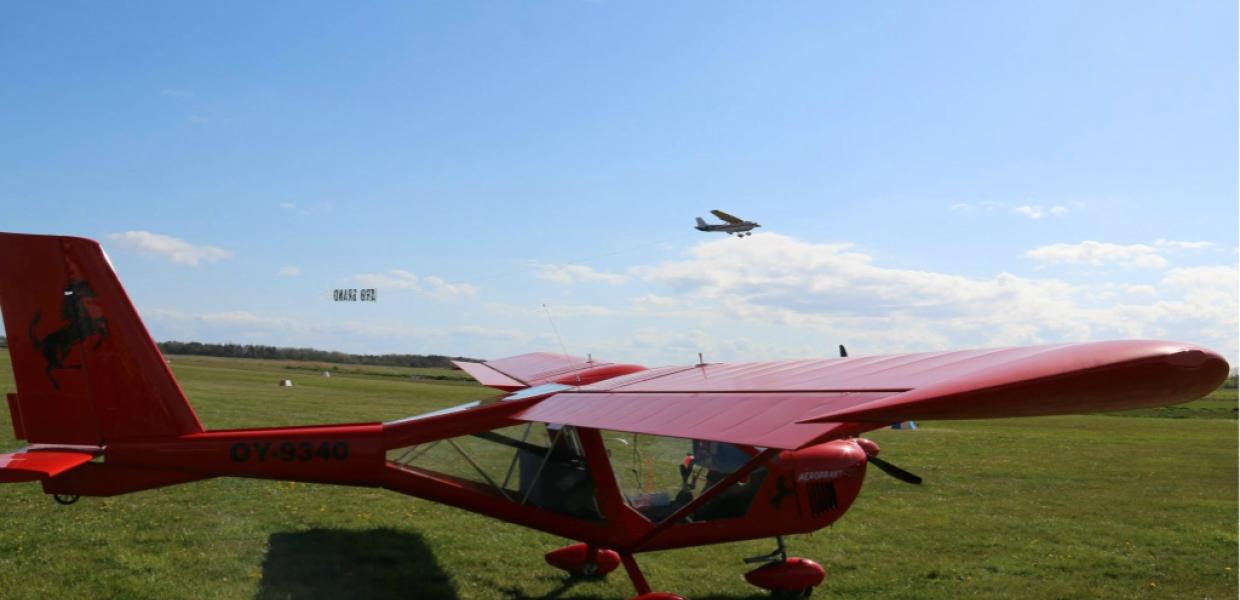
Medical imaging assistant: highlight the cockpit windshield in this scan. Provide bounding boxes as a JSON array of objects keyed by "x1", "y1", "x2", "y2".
[{"x1": 600, "y1": 431, "x2": 767, "y2": 523}]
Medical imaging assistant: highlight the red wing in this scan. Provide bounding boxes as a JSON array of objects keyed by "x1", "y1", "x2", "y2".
[
  {"x1": 518, "y1": 391, "x2": 893, "y2": 449},
  {"x1": 710, "y1": 209, "x2": 744, "y2": 224},
  {"x1": 454, "y1": 352, "x2": 646, "y2": 391},
  {"x1": 798, "y1": 341, "x2": 1227, "y2": 424},
  {"x1": 0, "y1": 451, "x2": 93, "y2": 483},
  {"x1": 451, "y1": 361, "x2": 525, "y2": 392},
  {"x1": 515, "y1": 341, "x2": 1228, "y2": 449}
]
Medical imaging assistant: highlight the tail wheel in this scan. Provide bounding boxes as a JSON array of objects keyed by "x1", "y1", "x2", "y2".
[{"x1": 53, "y1": 494, "x2": 80, "y2": 505}]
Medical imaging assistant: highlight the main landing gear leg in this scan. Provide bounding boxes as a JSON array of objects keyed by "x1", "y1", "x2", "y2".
[
  {"x1": 622, "y1": 553, "x2": 684, "y2": 600},
  {"x1": 744, "y1": 535, "x2": 789, "y2": 564},
  {"x1": 621, "y1": 553, "x2": 650, "y2": 595},
  {"x1": 743, "y1": 537, "x2": 825, "y2": 599}
]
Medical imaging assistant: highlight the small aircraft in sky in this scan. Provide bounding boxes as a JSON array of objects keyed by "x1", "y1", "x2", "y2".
[
  {"x1": 695, "y1": 209, "x2": 761, "y2": 237},
  {"x1": 0, "y1": 232, "x2": 1230, "y2": 600}
]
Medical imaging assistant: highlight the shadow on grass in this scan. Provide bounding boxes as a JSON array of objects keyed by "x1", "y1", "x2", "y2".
[
  {"x1": 498, "y1": 572, "x2": 771, "y2": 600},
  {"x1": 498, "y1": 573, "x2": 614, "y2": 600},
  {"x1": 256, "y1": 527, "x2": 456, "y2": 599}
]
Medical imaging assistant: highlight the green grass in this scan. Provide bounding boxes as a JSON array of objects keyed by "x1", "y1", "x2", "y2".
[
  {"x1": 0, "y1": 350, "x2": 1235, "y2": 599},
  {"x1": 1113, "y1": 381, "x2": 1237, "y2": 419}
]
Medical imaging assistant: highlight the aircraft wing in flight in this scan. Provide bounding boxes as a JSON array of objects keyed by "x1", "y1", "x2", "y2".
[{"x1": 710, "y1": 209, "x2": 745, "y2": 224}]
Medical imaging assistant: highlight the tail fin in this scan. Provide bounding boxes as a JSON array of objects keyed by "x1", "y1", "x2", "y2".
[
  {"x1": 695, "y1": 217, "x2": 707, "y2": 227},
  {"x1": 0, "y1": 233, "x2": 203, "y2": 445}
]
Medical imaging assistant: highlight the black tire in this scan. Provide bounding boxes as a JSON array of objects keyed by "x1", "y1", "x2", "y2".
[{"x1": 772, "y1": 588, "x2": 812, "y2": 600}]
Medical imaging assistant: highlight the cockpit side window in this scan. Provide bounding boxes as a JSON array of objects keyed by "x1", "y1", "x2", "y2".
[{"x1": 390, "y1": 424, "x2": 603, "y2": 522}]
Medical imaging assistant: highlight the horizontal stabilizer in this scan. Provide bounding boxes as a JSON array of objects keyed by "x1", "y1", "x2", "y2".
[{"x1": 0, "y1": 451, "x2": 93, "y2": 483}]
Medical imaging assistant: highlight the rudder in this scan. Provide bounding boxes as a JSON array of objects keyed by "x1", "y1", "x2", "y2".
[{"x1": 0, "y1": 232, "x2": 203, "y2": 445}]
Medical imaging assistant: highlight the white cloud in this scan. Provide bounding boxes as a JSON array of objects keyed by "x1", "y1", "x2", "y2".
[
  {"x1": 639, "y1": 234, "x2": 1063, "y2": 321},
  {"x1": 633, "y1": 233, "x2": 1237, "y2": 359},
  {"x1": 275, "y1": 266, "x2": 301, "y2": 278},
  {"x1": 144, "y1": 307, "x2": 541, "y2": 358},
  {"x1": 1160, "y1": 265, "x2": 1237, "y2": 291},
  {"x1": 487, "y1": 303, "x2": 615, "y2": 318},
  {"x1": 1013, "y1": 205, "x2": 1068, "y2": 220},
  {"x1": 353, "y1": 269, "x2": 419, "y2": 289},
  {"x1": 1025, "y1": 241, "x2": 1167, "y2": 269},
  {"x1": 536, "y1": 264, "x2": 629, "y2": 285},
  {"x1": 130, "y1": 232, "x2": 1237, "y2": 366},
  {"x1": 1080, "y1": 283, "x2": 1160, "y2": 303},
  {"x1": 350, "y1": 269, "x2": 475, "y2": 300},
  {"x1": 421, "y1": 275, "x2": 475, "y2": 300},
  {"x1": 106, "y1": 231, "x2": 233, "y2": 266},
  {"x1": 1154, "y1": 239, "x2": 1213, "y2": 250},
  {"x1": 1012, "y1": 205, "x2": 1041, "y2": 219},
  {"x1": 631, "y1": 294, "x2": 685, "y2": 309}
]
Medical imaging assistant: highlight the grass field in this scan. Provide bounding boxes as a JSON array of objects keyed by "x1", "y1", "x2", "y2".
[{"x1": 0, "y1": 350, "x2": 1235, "y2": 599}]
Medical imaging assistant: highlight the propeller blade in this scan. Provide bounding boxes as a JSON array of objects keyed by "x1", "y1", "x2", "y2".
[{"x1": 868, "y1": 455, "x2": 922, "y2": 485}]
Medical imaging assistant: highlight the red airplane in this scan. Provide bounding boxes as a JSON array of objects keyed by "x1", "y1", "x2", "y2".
[{"x1": 0, "y1": 232, "x2": 1229, "y2": 599}]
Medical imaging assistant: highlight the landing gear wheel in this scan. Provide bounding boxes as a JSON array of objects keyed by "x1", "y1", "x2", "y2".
[
  {"x1": 545, "y1": 544, "x2": 620, "y2": 578},
  {"x1": 744, "y1": 540, "x2": 823, "y2": 598},
  {"x1": 772, "y1": 588, "x2": 812, "y2": 600},
  {"x1": 53, "y1": 494, "x2": 80, "y2": 505}
]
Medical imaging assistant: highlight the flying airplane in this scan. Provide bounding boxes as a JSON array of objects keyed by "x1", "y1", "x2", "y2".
[
  {"x1": 0, "y1": 232, "x2": 1229, "y2": 599},
  {"x1": 695, "y1": 209, "x2": 761, "y2": 237}
]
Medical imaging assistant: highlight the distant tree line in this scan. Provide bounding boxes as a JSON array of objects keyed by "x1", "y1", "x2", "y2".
[
  {"x1": 0, "y1": 335, "x2": 6, "y2": 348},
  {"x1": 155, "y1": 340, "x2": 478, "y2": 369}
]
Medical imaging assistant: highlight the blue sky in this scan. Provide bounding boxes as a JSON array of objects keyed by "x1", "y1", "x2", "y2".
[{"x1": 1, "y1": 1, "x2": 1236, "y2": 365}]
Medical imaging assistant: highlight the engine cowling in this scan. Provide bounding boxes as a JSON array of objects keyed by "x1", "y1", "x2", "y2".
[{"x1": 779, "y1": 438, "x2": 868, "y2": 528}]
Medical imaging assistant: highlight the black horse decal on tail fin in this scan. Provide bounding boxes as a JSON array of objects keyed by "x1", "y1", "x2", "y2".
[{"x1": 29, "y1": 280, "x2": 109, "y2": 389}]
